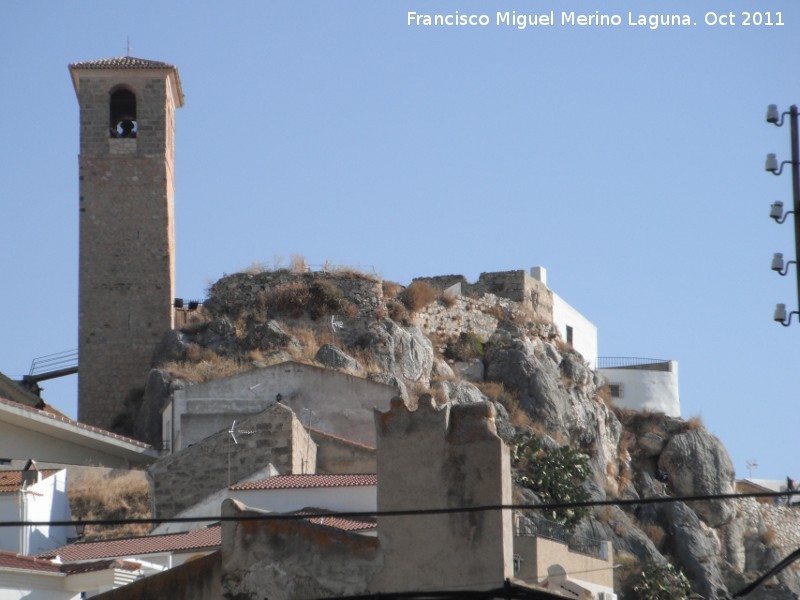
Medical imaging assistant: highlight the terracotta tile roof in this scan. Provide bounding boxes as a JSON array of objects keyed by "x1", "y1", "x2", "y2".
[
  {"x1": 230, "y1": 473, "x2": 377, "y2": 491},
  {"x1": 0, "y1": 469, "x2": 60, "y2": 493},
  {"x1": 296, "y1": 510, "x2": 376, "y2": 532},
  {"x1": 39, "y1": 526, "x2": 221, "y2": 562},
  {"x1": 61, "y1": 559, "x2": 141, "y2": 575},
  {"x1": 69, "y1": 56, "x2": 176, "y2": 70},
  {"x1": 0, "y1": 396, "x2": 152, "y2": 449},
  {"x1": 0, "y1": 550, "x2": 61, "y2": 573}
]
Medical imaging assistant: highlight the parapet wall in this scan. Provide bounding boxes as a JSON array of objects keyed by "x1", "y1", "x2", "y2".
[
  {"x1": 373, "y1": 396, "x2": 513, "y2": 592},
  {"x1": 414, "y1": 270, "x2": 553, "y2": 323}
]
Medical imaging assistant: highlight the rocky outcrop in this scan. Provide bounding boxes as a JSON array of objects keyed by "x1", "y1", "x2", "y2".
[
  {"x1": 358, "y1": 321, "x2": 433, "y2": 383},
  {"x1": 658, "y1": 429, "x2": 736, "y2": 527}
]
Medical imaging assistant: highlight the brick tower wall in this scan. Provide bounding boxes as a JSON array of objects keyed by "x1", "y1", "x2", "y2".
[{"x1": 75, "y1": 69, "x2": 178, "y2": 429}]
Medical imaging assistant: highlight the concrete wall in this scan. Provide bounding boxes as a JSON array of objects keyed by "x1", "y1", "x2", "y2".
[
  {"x1": 515, "y1": 535, "x2": 614, "y2": 589},
  {"x1": 599, "y1": 361, "x2": 680, "y2": 417},
  {"x1": 166, "y1": 361, "x2": 399, "y2": 450},
  {"x1": 373, "y1": 397, "x2": 513, "y2": 593},
  {"x1": 74, "y1": 65, "x2": 181, "y2": 430},
  {"x1": 221, "y1": 499, "x2": 380, "y2": 600},
  {"x1": 150, "y1": 403, "x2": 316, "y2": 519},
  {"x1": 311, "y1": 429, "x2": 376, "y2": 474},
  {"x1": 552, "y1": 292, "x2": 598, "y2": 369}
]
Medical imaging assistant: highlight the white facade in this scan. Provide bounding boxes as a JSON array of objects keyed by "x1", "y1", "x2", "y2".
[
  {"x1": 598, "y1": 360, "x2": 680, "y2": 417},
  {"x1": 530, "y1": 267, "x2": 598, "y2": 368},
  {"x1": 0, "y1": 470, "x2": 74, "y2": 555}
]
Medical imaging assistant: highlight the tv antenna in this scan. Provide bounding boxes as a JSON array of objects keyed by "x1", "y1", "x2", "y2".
[
  {"x1": 746, "y1": 459, "x2": 759, "y2": 478},
  {"x1": 227, "y1": 419, "x2": 256, "y2": 486},
  {"x1": 329, "y1": 315, "x2": 344, "y2": 345}
]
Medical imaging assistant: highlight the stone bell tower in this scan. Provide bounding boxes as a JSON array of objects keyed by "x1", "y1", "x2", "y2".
[{"x1": 70, "y1": 57, "x2": 184, "y2": 430}]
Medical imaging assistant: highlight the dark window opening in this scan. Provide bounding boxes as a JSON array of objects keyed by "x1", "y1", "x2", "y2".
[
  {"x1": 609, "y1": 384, "x2": 622, "y2": 398},
  {"x1": 566, "y1": 325, "x2": 574, "y2": 345},
  {"x1": 110, "y1": 88, "x2": 137, "y2": 138}
]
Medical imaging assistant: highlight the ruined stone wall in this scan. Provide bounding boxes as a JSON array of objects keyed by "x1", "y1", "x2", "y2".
[
  {"x1": 372, "y1": 397, "x2": 513, "y2": 592},
  {"x1": 310, "y1": 428, "x2": 376, "y2": 474},
  {"x1": 414, "y1": 270, "x2": 554, "y2": 325},
  {"x1": 76, "y1": 70, "x2": 178, "y2": 429},
  {"x1": 149, "y1": 403, "x2": 316, "y2": 519}
]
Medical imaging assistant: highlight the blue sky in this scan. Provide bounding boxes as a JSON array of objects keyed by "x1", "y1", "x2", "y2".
[{"x1": 1, "y1": 0, "x2": 798, "y2": 480}]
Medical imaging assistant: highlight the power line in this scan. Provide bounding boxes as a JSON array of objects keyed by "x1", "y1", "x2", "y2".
[{"x1": 0, "y1": 489, "x2": 792, "y2": 529}]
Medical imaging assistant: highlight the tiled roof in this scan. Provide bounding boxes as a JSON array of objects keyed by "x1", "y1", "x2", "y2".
[
  {"x1": 0, "y1": 396, "x2": 152, "y2": 449},
  {"x1": 0, "y1": 469, "x2": 60, "y2": 493},
  {"x1": 69, "y1": 56, "x2": 176, "y2": 70},
  {"x1": 39, "y1": 526, "x2": 221, "y2": 562},
  {"x1": 61, "y1": 559, "x2": 141, "y2": 575},
  {"x1": 296, "y1": 510, "x2": 376, "y2": 532},
  {"x1": 0, "y1": 550, "x2": 61, "y2": 573},
  {"x1": 230, "y1": 473, "x2": 377, "y2": 491}
]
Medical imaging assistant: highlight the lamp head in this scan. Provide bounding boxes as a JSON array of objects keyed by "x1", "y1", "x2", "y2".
[
  {"x1": 767, "y1": 104, "x2": 780, "y2": 124},
  {"x1": 774, "y1": 303, "x2": 788, "y2": 322},
  {"x1": 770, "y1": 201, "x2": 784, "y2": 220},
  {"x1": 772, "y1": 252, "x2": 785, "y2": 272},
  {"x1": 766, "y1": 153, "x2": 779, "y2": 172}
]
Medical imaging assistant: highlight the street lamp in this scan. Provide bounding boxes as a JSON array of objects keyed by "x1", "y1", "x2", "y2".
[{"x1": 766, "y1": 104, "x2": 800, "y2": 326}]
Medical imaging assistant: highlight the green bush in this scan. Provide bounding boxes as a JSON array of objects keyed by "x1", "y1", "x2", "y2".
[
  {"x1": 511, "y1": 434, "x2": 590, "y2": 529},
  {"x1": 634, "y1": 560, "x2": 692, "y2": 600}
]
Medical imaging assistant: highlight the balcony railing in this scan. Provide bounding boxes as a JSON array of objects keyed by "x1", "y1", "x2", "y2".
[
  {"x1": 597, "y1": 356, "x2": 672, "y2": 371},
  {"x1": 515, "y1": 512, "x2": 608, "y2": 559}
]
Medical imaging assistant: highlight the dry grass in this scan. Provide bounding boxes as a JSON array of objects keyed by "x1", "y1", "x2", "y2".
[
  {"x1": 387, "y1": 300, "x2": 406, "y2": 322},
  {"x1": 684, "y1": 414, "x2": 705, "y2": 431},
  {"x1": 69, "y1": 470, "x2": 151, "y2": 540},
  {"x1": 382, "y1": 281, "x2": 403, "y2": 299},
  {"x1": 400, "y1": 281, "x2": 439, "y2": 312},
  {"x1": 159, "y1": 356, "x2": 249, "y2": 383},
  {"x1": 595, "y1": 505, "x2": 615, "y2": 524},
  {"x1": 760, "y1": 526, "x2": 778, "y2": 546},
  {"x1": 641, "y1": 522, "x2": 667, "y2": 547},
  {"x1": 440, "y1": 293, "x2": 457, "y2": 308},
  {"x1": 290, "y1": 254, "x2": 309, "y2": 273}
]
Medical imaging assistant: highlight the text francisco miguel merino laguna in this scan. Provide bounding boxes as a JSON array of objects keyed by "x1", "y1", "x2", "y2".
[{"x1": 408, "y1": 11, "x2": 695, "y2": 30}]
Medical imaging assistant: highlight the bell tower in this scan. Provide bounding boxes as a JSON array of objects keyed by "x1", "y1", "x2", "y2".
[{"x1": 70, "y1": 57, "x2": 184, "y2": 430}]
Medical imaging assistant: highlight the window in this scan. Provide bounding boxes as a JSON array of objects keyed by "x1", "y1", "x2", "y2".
[
  {"x1": 609, "y1": 384, "x2": 623, "y2": 399},
  {"x1": 109, "y1": 88, "x2": 137, "y2": 138},
  {"x1": 565, "y1": 325, "x2": 573, "y2": 345}
]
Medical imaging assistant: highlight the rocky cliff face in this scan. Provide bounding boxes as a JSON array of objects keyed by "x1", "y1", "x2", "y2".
[{"x1": 145, "y1": 268, "x2": 800, "y2": 599}]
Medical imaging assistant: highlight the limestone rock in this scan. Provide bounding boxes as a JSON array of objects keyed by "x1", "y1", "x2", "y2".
[
  {"x1": 659, "y1": 429, "x2": 735, "y2": 527},
  {"x1": 359, "y1": 321, "x2": 433, "y2": 383},
  {"x1": 452, "y1": 359, "x2": 485, "y2": 382},
  {"x1": 367, "y1": 373, "x2": 409, "y2": 400},
  {"x1": 666, "y1": 501, "x2": 728, "y2": 599},
  {"x1": 433, "y1": 380, "x2": 488, "y2": 406},
  {"x1": 315, "y1": 344, "x2": 364, "y2": 374}
]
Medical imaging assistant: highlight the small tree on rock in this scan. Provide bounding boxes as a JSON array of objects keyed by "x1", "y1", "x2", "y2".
[{"x1": 633, "y1": 560, "x2": 692, "y2": 600}]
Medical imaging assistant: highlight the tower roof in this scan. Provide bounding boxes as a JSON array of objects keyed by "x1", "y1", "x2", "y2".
[{"x1": 69, "y1": 56, "x2": 184, "y2": 106}]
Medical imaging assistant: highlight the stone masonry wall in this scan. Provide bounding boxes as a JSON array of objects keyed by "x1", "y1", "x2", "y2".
[
  {"x1": 76, "y1": 69, "x2": 178, "y2": 429},
  {"x1": 414, "y1": 270, "x2": 553, "y2": 324},
  {"x1": 149, "y1": 403, "x2": 315, "y2": 519}
]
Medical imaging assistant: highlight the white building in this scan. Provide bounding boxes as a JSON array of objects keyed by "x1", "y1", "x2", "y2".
[
  {"x1": 0, "y1": 468, "x2": 74, "y2": 556},
  {"x1": 598, "y1": 358, "x2": 680, "y2": 417}
]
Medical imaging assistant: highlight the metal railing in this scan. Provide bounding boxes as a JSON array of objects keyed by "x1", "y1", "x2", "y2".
[
  {"x1": 597, "y1": 356, "x2": 672, "y2": 371},
  {"x1": 28, "y1": 349, "x2": 78, "y2": 376},
  {"x1": 515, "y1": 512, "x2": 607, "y2": 559}
]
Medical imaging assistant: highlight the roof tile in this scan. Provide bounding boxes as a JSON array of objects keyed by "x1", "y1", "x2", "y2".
[
  {"x1": 230, "y1": 473, "x2": 376, "y2": 491},
  {"x1": 39, "y1": 526, "x2": 221, "y2": 562},
  {"x1": 0, "y1": 469, "x2": 60, "y2": 493},
  {"x1": 0, "y1": 550, "x2": 62, "y2": 573},
  {"x1": 69, "y1": 56, "x2": 176, "y2": 70}
]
